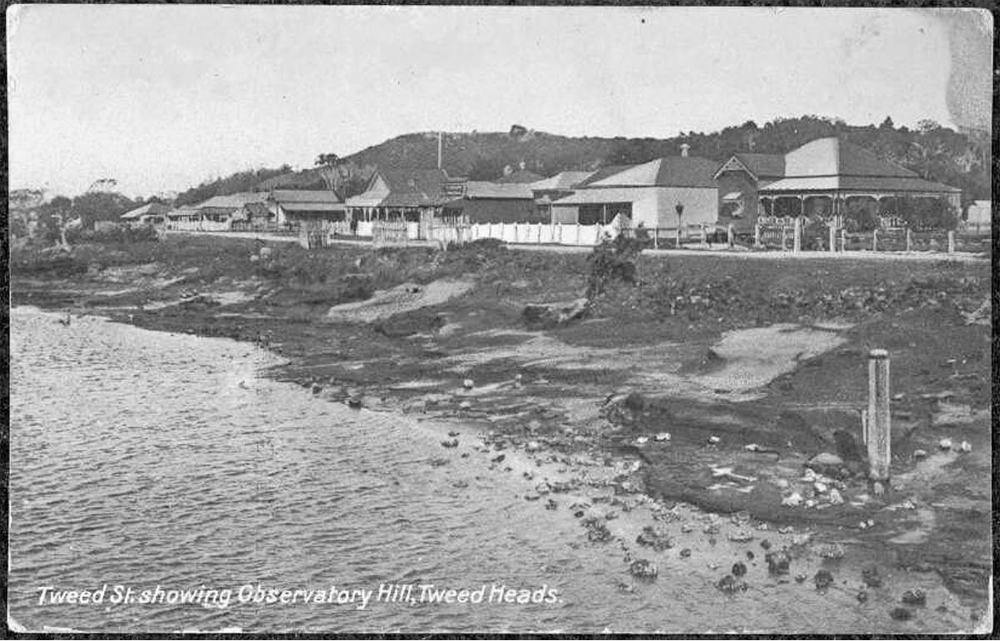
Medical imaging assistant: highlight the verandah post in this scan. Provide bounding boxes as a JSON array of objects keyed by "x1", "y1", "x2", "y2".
[
  {"x1": 840, "y1": 229, "x2": 846, "y2": 252},
  {"x1": 793, "y1": 217, "x2": 801, "y2": 253},
  {"x1": 872, "y1": 228, "x2": 878, "y2": 252},
  {"x1": 828, "y1": 224, "x2": 836, "y2": 253},
  {"x1": 947, "y1": 230, "x2": 955, "y2": 253},
  {"x1": 905, "y1": 228, "x2": 912, "y2": 252}
]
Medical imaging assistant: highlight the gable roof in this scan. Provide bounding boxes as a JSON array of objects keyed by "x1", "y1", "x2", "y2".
[
  {"x1": 589, "y1": 157, "x2": 719, "y2": 188},
  {"x1": 733, "y1": 153, "x2": 786, "y2": 178},
  {"x1": 349, "y1": 167, "x2": 455, "y2": 208},
  {"x1": 194, "y1": 192, "x2": 269, "y2": 210},
  {"x1": 529, "y1": 171, "x2": 596, "y2": 191},
  {"x1": 576, "y1": 165, "x2": 634, "y2": 187},
  {"x1": 271, "y1": 189, "x2": 343, "y2": 204},
  {"x1": 121, "y1": 202, "x2": 170, "y2": 219},
  {"x1": 463, "y1": 181, "x2": 534, "y2": 199}
]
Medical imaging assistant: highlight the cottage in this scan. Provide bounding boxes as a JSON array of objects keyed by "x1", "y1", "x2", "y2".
[
  {"x1": 269, "y1": 189, "x2": 345, "y2": 225},
  {"x1": 344, "y1": 168, "x2": 464, "y2": 222},
  {"x1": 715, "y1": 137, "x2": 962, "y2": 228},
  {"x1": 550, "y1": 150, "x2": 719, "y2": 229},
  {"x1": 167, "y1": 192, "x2": 270, "y2": 231},
  {"x1": 441, "y1": 181, "x2": 540, "y2": 223},
  {"x1": 120, "y1": 202, "x2": 170, "y2": 227}
]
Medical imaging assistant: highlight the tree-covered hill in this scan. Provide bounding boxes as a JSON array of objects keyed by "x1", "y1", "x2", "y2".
[{"x1": 171, "y1": 115, "x2": 989, "y2": 206}]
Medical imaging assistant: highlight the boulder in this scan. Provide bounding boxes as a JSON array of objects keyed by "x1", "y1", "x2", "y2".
[
  {"x1": 522, "y1": 298, "x2": 590, "y2": 328},
  {"x1": 806, "y1": 452, "x2": 847, "y2": 478}
]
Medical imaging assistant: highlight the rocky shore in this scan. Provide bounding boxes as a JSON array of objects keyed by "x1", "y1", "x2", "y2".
[{"x1": 11, "y1": 235, "x2": 992, "y2": 630}]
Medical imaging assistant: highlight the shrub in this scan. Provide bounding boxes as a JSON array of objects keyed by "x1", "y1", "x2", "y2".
[{"x1": 586, "y1": 232, "x2": 646, "y2": 301}]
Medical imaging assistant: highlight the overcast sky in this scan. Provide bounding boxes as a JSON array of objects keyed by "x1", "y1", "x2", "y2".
[{"x1": 7, "y1": 6, "x2": 992, "y2": 198}]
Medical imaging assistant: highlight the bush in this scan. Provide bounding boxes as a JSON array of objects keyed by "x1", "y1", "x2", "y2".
[
  {"x1": 586, "y1": 232, "x2": 646, "y2": 301},
  {"x1": 66, "y1": 225, "x2": 160, "y2": 245}
]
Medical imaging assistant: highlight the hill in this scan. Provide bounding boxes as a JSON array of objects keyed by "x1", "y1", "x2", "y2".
[{"x1": 173, "y1": 116, "x2": 990, "y2": 206}]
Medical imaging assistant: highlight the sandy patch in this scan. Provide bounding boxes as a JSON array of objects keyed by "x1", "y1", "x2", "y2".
[{"x1": 326, "y1": 279, "x2": 475, "y2": 323}]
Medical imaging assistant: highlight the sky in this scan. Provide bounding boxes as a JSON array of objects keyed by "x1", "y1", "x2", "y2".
[{"x1": 7, "y1": 6, "x2": 992, "y2": 198}]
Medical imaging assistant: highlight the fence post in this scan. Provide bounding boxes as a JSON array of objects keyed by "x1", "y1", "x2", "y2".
[
  {"x1": 727, "y1": 224, "x2": 734, "y2": 248},
  {"x1": 872, "y1": 228, "x2": 878, "y2": 252},
  {"x1": 513, "y1": 223, "x2": 519, "y2": 244},
  {"x1": 905, "y1": 228, "x2": 912, "y2": 252},
  {"x1": 576, "y1": 223, "x2": 581, "y2": 245},
  {"x1": 754, "y1": 223, "x2": 761, "y2": 247},
  {"x1": 781, "y1": 226, "x2": 787, "y2": 251},
  {"x1": 828, "y1": 224, "x2": 836, "y2": 253},
  {"x1": 537, "y1": 222, "x2": 542, "y2": 244},
  {"x1": 840, "y1": 229, "x2": 846, "y2": 252},
  {"x1": 947, "y1": 230, "x2": 955, "y2": 253},
  {"x1": 700, "y1": 223, "x2": 707, "y2": 244},
  {"x1": 499, "y1": 222, "x2": 505, "y2": 244},
  {"x1": 653, "y1": 229, "x2": 659, "y2": 250},
  {"x1": 793, "y1": 218, "x2": 802, "y2": 253},
  {"x1": 866, "y1": 349, "x2": 891, "y2": 493}
]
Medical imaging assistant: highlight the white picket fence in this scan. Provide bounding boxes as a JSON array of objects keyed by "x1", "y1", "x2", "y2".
[{"x1": 167, "y1": 219, "x2": 232, "y2": 232}]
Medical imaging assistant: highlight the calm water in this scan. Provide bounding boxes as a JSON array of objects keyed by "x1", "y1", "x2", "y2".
[{"x1": 9, "y1": 307, "x2": 975, "y2": 633}]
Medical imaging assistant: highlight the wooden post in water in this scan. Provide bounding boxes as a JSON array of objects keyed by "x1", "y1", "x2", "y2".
[
  {"x1": 867, "y1": 349, "x2": 891, "y2": 493},
  {"x1": 947, "y1": 230, "x2": 955, "y2": 253}
]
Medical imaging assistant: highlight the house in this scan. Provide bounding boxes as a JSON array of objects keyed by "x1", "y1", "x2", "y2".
[
  {"x1": 166, "y1": 192, "x2": 269, "y2": 230},
  {"x1": 440, "y1": 181, "x2": 541, "y2": 223},
  {"x1": 231, "y1": 201, "x2": 276, "y2": 228},
  {"x1": 120, "y1": 202, "x2": 170, "y2": 227},
  {"x1": 529, "y1": 170, "x2": 617, "y2": 220},
  {"x1": 549, "y1": 149, "x2": 719, "y2": 229},
  {"x1": 713, "y1": 153, "x2": 786, "y2": 231},
  {"x1": 715, "y1": 137, "x2": 962, "y2": 229},
  {"x1": 344, "y1": 168, "x2": 463, "y2": 222},
  {"x1": 964, "y1": 200, "x2": 991, "y2": 229},
  {"x1": 268, "y1": 189, "x2": 345, "y2": 226}
]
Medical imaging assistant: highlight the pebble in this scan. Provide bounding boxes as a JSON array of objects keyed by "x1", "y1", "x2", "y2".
[
  {"x1": 462, "y1": 378, "x2": 475, "y2": 389},
  {"x1": 654, "y1": 432, "x2": 671, "y2": 442},
  {"x1": 526, "y1": 441, "x2": 541, "y2": 453},
  {"x1": 939, "y1": 438, "x2": 953, "y2": 450},
  {"x1": 913, "y1": 449, "x2": 928, "y2": 459},
  {"x1": 959, "y1": 440, "x2": 972, "y2": 453},
  {"x1": 828, "y1": 489, "x2": 844, "y2": 505},
  {"x1": 679, "y1": 548, "x2": 691, "y2": 558},
  {"x1": 889, "y1": 607, "x2": 913, "y2": 621},
  {"x1": 635, "y1": 436, "x2": 649, "y2": 446},
  {"x1": 708, "y1": 436, "x2": 721, "y2": 444}
]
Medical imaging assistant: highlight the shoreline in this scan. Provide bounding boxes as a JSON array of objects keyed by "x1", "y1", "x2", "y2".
[{"x1": 10, "y1": 236, "x2": 993, "y2": 628}]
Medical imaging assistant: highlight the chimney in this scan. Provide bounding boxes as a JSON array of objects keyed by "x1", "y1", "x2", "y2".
[{"x1": 680, "y1": 143, "x2": 690, "y2": 157}]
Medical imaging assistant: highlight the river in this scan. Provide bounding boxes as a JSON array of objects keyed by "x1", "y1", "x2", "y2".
[{"x1": 8, "y1": 307, "x2": 976, "y2": 633}]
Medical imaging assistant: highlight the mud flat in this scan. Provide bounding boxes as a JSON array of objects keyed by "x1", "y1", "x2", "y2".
[{"x1": 11, "y1": 235, "x2": 993, "y2": 631}]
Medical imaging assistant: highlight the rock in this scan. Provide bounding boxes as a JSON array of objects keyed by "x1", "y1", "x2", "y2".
[
  {"x1": 679, "y1": 548, "x2": 691, "y2": 558},
  {"x1": 794, "y1": 574, "x2": 807, "y2": 583},
  {"x1": 635, "y1": 436, "x2": 649, "y2": 446},
  {"x1": 545, "y1": 498, "x2": 558, "y2": 511},
  {"x1": 889, "y1": 607, "x2": 913, "y2": 621},
  {"x1": 654, "y1": 432, "x2": 671, "y2": 442},
  {"x1": 774, "y1": 479, "x2": 790, "y2": 490},
  {"x1": 791, "y1": 532, "x2": 813, "y2": 546},
  {"x1": 731, "y1": 561, "x2": 747, "y2": 577},
  {"x1": 708, "y1": 435, "x2": 721, "y2": 444},
  {"x1": 523, "y1": 298, "x2": 590, "y2": 328},
  {"x1": 760, "y1": 539, "x2": 772, "y2": 551},
  {"x1": 901, "y1": 589, "x2": 926, "y2": 606},
  {"x1": 728, "y1": 530, "x2": 754, "y2": 543},
  {"x1": 939, "y1": 438, "x2": 953, "y2": 450},
  {"x1": 441, "y1": 439, "x2": 459, "y2": 448},
  {"x1": 782, "y1": 492, "x2": 804, "y2": 507},
  {"x1": 716, "y1": 575, "x2": 748, "y2": 594},
  {"x1": 311, "y1": 383, "x2": 323, "y2": 394},
  {"x1": 828, "y1": 489, "x2": 845, "y2": 505},
  {"x1": 346, "y1": 396, "x2": 363, "y2": 409},
  {"x1": 959, "y1": 440, "x2": 972, "y2": 453},
  {"x1": 765, "y1": 549, "x2": 791, "y2": 575},
  {"x1": 744, "y1": 443, "x2": 760, "y2": 451},
  {"x1": 862, "y1": 565, "x2": 883, "y2": 588},
  {"x1": 526, "y1": 441, "x2": 541, "y2": 453},
  {"x1": 857, "y1": 590, "x2": 868, "y2": 603},
  {"x1": 806, "y1": 452, "x2": 845, "y2": 477},
  {"x1": 636, "y1": 525, "x2": 674, "y2": 551},
  {"x1": 582, "y1": 517, "x2": 612, "y2": 543},
  {"x1": 746, "y1": 551, "x2": 755, "y2": 561},
  {"x1": 462, "y1": 378, "x2": 475, "y2": 389},
  {"x1": 629, "y1": 559, "x2": 658, "y2": 580},
  {"x1": 814, "y1": 481, "x2": 829, "y2": 494},
  {"x1": 913, "y1": 449, "x2": 928, "y2": 459},
  {"x1": 817, "y1": 543, "x2": 845, "y2": 559},
  {"x1": 814, "y1": 570, "x2": 834, "y2": 590}
]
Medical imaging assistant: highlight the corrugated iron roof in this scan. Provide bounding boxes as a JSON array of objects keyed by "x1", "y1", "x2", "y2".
[
  {"x1": 733, "y1": 153, "x2": 786, "y2": 178},
  {"x1": 279, "y1": 202, "x2": 346, "y2": 213},
  {"x1": 271, "y1": 189, "x2": 343, "y2": 204},
  {"x1": 121, "y1": 202, "x2": 170, "y2": 219},
  {"x1": 575, "y1": 165, "x2": 634, "y2": 187},
  {"x1": 590, "y1": 157, "x2": 719, "y2": 188},
  {"x1": 195, "y1": 192, "x2": 269, "y2": 209},
  {"x1": 551, "y1": 187, "x2": 658, "y2": 206},
  {"x1": 759, "y1": 174, "x2": 961, "y2": 194},
  {"x1": 463, "y1": 181, "x2": 534, "y2": 199},
  {"x1": 529, "y1": 171, "x2": 595, "y2": 191}
]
